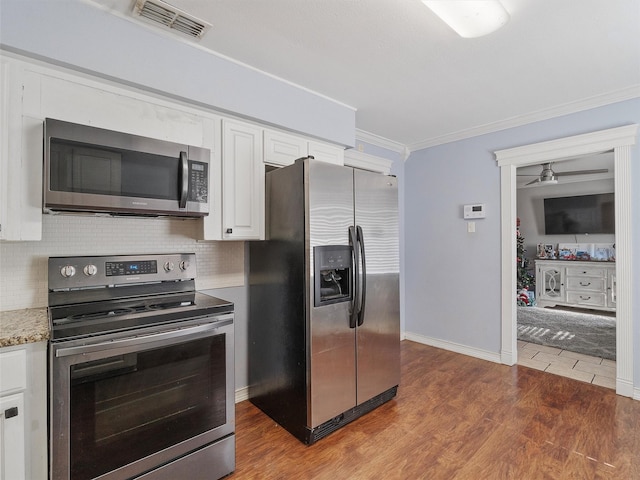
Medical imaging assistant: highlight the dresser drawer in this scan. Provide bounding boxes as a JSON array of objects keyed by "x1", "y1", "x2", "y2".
[
  {"x1": 565, "y1": 266, "x2": 607, "y2": 278},
  {"x1": 566, "y1": 292, "x2": 606, "y2": 308},
  {"x1": 565, "y1": 276, "x2": 606, "y2": 292}
]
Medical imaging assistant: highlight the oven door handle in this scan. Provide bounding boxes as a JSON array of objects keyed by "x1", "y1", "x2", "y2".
[{"x1": 55, "y1": 315, "x2": 233, "y2": 358}]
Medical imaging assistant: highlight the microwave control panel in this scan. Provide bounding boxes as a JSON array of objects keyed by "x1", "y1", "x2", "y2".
[{"x1": 189, "y1": 161, "x2": 209, "y2": 203}]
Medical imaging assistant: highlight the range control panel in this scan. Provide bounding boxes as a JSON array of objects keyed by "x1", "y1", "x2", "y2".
[{"x1": 48, "y1": 253, "x2": 197, "y2": 290}]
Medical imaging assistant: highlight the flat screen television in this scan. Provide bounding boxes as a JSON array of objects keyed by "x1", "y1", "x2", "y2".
[{"x1": 544, "y1": 193, "x2": 615, "y2": 234}]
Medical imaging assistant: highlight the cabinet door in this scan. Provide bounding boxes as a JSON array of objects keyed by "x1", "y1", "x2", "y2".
[
  {"x1": 308, "y1": 141, "x2": 344, "y2": 166},
  {"x1": 222, "y1": 120, "x2": 264, "y2": 240},
  {"x1": 535, "y1": 263, "x2": 564, "y2": 304},
  {"x1": 0, "y1": 393, "x2": 26, "y2": 480},
  {"x1": 263, "y1": 130, "x2": 306, "y2": 167},
  {"x1": 608, "y1": 271, "x2": 617, "y2": 308},
  {"x1": 0, "y1": 59, "x2": 42, "y2": 241}
]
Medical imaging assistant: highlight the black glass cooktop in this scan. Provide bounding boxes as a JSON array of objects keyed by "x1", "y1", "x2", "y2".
[{"x1": 49, "y1": 291, "x2": 233, "y2": 341}]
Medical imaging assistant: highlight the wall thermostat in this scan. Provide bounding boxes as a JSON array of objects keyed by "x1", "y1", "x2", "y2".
[{"x1": 463, "y1": 204, "x2": 486, "y2": 219}]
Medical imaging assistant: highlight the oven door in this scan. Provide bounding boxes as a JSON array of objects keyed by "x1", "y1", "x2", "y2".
[{"x1": 49, "y1": 316, "x2": 234, "y2": 480}]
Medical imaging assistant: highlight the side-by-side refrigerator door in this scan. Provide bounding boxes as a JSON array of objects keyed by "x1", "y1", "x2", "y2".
[
  {"x1": 354, "y1": 170, "x2": 400, "y2": 404},
  {"x1": 307, "y1": 160, "x2": 357, "y2": 428}
]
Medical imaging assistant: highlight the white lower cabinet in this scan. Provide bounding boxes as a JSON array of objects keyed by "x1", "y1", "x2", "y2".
[
  {"x1": 0, "y1": 393, "x2": 25, "y2": 480},
  {"x1": 608, "y1": 272, "x2": 617, "y2": 308},
  {"x1": 0, "y1": 342, "x2": 46, "y2": 480},
  {"x1": 221, "y1": 119, "x2": 264, "y2": 240},
  {"x1": 535, "y1": 262, "x2": 564, "y2": 305},
  {"x1": 535, "y1": 260, "x2": 616, "y2": 312}
]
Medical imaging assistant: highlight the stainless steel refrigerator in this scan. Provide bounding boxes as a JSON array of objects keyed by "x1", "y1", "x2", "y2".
[{"x1": 249, "y1": 157, "x2": 400, "y2": 444}]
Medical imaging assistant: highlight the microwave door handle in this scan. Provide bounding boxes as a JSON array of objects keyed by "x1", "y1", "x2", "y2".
[{"x1": 179, "y1": 151, "x2": 188, "y2": 209}]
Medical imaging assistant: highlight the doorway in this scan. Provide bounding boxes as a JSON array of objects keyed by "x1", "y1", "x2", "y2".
[
  {"x1": 515, "y1": 156, "x2": 616, "y2": 387},
  {"x1": 495, "y1": 125, "x2": 638, "y2": 397}
]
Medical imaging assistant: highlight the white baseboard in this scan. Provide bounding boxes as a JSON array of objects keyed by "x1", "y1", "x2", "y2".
[
  {"x1": 403, "y1": 332, "x2": 502, "y2": 364},
  {"x1": 235, "y1": 386, "x2": 249, "y2": 404}
]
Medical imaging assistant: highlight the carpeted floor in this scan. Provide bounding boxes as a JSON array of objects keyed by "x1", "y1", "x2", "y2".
[{"x1": 517, "y1": 306, "x2": 616, "y2": 360}]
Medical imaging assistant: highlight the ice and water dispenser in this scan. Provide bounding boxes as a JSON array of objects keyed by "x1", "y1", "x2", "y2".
[{"x1": 314, "y1": 245, "x2": 352, "y2": 307}]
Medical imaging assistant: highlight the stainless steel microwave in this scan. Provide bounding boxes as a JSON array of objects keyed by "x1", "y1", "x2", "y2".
[{"x1": 43, "y1": 118, "x2": 210, "y2": 217}]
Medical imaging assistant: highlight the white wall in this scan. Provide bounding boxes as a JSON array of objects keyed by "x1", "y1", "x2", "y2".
[
  {"x1": 404, "y1": 98, "x2": 640, "y2": 385},
  {"x1": 0, "y1": 215, "x2": 245, "y2": 311},
  {"x1": 517, "y1": 178, "x2": 616, "y2": 264}
]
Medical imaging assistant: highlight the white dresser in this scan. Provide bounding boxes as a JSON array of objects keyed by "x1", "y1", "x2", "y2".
[{"x1": 535, "y1": 260, "x2": 616, "y2": 312}]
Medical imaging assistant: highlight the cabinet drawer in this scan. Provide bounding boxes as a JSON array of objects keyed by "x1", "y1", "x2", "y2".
[
  {"x1": 0, "y1": 349, "x2": 27, "y2": 393},
  {"x1": 566, "y1": 292, "x2": 606, "y2": 307},
  {"x1": 565, "y1": 266, "x2": 607, "y2": 278},
  {"x1": 565, "y1": 276, "x2": 606, "y2": 292}
]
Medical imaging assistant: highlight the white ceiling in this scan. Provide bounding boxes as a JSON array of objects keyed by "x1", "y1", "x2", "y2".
[{"x1": 91, "y1": 0, "x2": 640, "y2": 150}]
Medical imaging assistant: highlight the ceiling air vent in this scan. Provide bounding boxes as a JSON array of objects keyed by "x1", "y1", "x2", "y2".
[{"x1": 133, "y1": 0, "x2": 211, "y2": 39}]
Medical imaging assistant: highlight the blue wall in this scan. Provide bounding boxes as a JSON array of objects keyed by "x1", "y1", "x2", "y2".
[
  {"x1": 405, "y1": 98, "x2": 640, "y2": 384},
  {"x1": 0, "y1": 0, "x2": 355, "y2": 147}
]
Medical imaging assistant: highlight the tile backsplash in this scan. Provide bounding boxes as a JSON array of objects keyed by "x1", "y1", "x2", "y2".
[{"x1": 0, "y1": 215, "x2": 244, "y2": 311}]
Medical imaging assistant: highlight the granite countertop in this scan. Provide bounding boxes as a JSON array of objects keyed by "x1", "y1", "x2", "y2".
[{"x1": 0, "y1": 308, "x2": 49, "y2": 347}]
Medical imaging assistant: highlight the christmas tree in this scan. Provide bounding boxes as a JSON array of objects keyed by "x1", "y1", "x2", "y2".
[{"x1": 516, "y1": 218, "x2": 535, "y2": 306}]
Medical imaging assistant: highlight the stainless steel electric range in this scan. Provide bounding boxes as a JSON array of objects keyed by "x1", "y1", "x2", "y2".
[{"x1": 47, "y1": 253, "x2": 235, "y2": 480}]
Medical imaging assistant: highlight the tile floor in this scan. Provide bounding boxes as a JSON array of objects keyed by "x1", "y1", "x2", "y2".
[{"x1": 517, "y1": 340, "x2": 616, "y2": 389}]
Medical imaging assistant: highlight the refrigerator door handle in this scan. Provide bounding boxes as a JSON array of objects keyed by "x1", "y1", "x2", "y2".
[
  {"x1": 349, "y1": 226, "x2": 359, "y2": 329},
  {"x1": 356, "y1": 225, "x2": 367, "y2": 326}
]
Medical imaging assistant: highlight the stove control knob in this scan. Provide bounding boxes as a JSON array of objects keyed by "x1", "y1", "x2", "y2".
[
  {"x1": 179, "y1": 260, "x2": 189, "y2": 271},
  {"x1": 164, "y1": 261, "x2": 175, "y2": 272},
  {"x1": 60, "y1": 265, "x2": 76, "y2": 278},
  {"x1": 83, "y1": 264, "x2": 98, "y2": 276}
]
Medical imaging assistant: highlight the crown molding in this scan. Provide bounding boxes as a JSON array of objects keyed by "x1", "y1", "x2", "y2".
[
  {"x1": 408, "y1": 86, "x2": 640, "y2": 152},
  {"x1": 343, "y1": 149, "x2": 394, "y2": 174},
  {"x1": 355, "y1": 129, "x2": 408, "y2": 157}
]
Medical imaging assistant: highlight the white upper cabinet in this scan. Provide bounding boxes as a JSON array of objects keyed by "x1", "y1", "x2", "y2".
[
  {"x1": 263, "y1": 130, "x2": 308, "y2": 167},
  {"x1": 0, "y1": 58, "x2": 42, "y2": 241},
  {"x1": 264, "y1": 129, "x2": 344, "y2": 167},
  {"x1": 1, "y1": 55, "x2": 218, "y2": 241},
  {"x1": 307, "y1": 140, "x2": 344, "y2": 165},
  {"x1": 1, "y1": 55, "x2": 354, "y2": 242},
  {"x1": 221, "y1": 120, "x2": 264, "y2": 240}
]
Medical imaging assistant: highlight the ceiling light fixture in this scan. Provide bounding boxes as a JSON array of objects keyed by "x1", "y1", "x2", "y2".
[{"x1": 422, "y1": 0, "x2": 510, "y2": 38}]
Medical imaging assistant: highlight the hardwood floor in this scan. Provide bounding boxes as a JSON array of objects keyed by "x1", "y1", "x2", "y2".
[{"x1": 231, "y1": 340, "x2": 639, "y2": 479}]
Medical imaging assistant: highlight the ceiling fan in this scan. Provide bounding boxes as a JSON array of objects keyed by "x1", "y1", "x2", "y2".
[{"x1": 518, "y1": 162, "x2": 608, "y2": 186}]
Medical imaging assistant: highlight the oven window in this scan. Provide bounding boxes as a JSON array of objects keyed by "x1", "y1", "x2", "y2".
[{"x1": 69, "y1": 335, "x2": 226, "y2": 480}]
